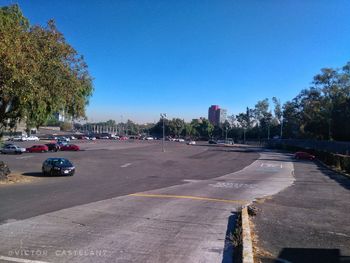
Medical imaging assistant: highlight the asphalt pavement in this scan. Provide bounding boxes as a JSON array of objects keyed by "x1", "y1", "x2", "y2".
[
  {"x1": 0, "y1": 141, "x2": 296, "y2": 263},
  {"x1": 0, "y1": 141, "x2": 258, "y2": 222},
  {"x1": 252, "y1": 158, "x2": 350, "y2": 263}
]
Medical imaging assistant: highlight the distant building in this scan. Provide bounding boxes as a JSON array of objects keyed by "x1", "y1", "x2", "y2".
[
  {"x1": 192, "y1": 117, "x2": 206, "y2": 124},
  {"x1": 208, "y1": 105, "x2": 227, "y2": 126},
  {"x1": 53, "y1": 112, "x2": 66, "y2": 122},
  {"x1": 208, "y1": 105, "x2": 219, "y2": 125}
]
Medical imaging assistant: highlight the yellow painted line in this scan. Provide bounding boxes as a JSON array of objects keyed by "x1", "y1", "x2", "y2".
[{"x1": 129, "y1": 193, "x2": 248, "y2": 204}]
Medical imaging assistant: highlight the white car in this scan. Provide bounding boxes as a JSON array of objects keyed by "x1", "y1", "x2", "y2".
[
  {"x1": 27, "y1": 136, "x2": 40, "y2": 141},
  {"x1": 187, "y1": 140, "x2": 196, "y2": 145},
  {"x1": 176, "y1": 138, "x2": 185, "y2": 142},
  {"x1": 1, "y1": 144, "x2": 26, "y2": 154},
  {"x1": 145, "y1": 137, "x2": 154, "y2": 140},
  {"x1": 11, "y1": 136, "x2": 28, "y2": 141}
]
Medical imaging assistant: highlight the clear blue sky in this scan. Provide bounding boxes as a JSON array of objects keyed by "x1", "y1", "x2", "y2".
[{"x1": 2, "y1": 0, "x2": 350, "y2": 123}]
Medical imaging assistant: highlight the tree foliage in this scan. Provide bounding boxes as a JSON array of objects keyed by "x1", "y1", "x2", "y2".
[{"x1": 0, "y1": 5, "x2": 93, "y2": 133}]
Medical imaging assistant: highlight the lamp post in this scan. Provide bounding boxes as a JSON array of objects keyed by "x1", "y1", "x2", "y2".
[{"x1": 160, "y1": 113, "x2": 167, "y2": 152}]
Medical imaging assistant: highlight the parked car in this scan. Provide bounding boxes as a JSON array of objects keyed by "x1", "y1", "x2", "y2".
[
  {"x1": 208, "y1": 140, "x2": 217, "y2": 144},
  {"x1": 294, "y1": 151, "x2": 316, "y2": 160},
  {"x1": 1, "y1": 144, "x2": 26, "y2": 154},
  {"x1": 27, "y1": 136, "x2": 40, "y2": 141},
  {"x1": 175, "y1": 138, "x2": 185, "y2": 142},
  {"x1": 42, "y1": 158, "x2": 75, "y2": 176},
  {"x1": 187, "y1": 140, "x2": 196, "y2": 145},
  {"x1": 100, "y1": 136, "x2": 109, "y2": 139},
  {"x1": 11, "y1": 136, "x2": 28, "y2": 141},
  {"x1": 26, "y1": 145, "x2": 49, "y2": 153},
  {"x1": 57, "y1": 141, "x2": 68, "y2": 147},
  {"x1": 45, "y1": 143, "x2": 60, "y2": 152},
  {"x1": 119, "y1": 136, "x2": 129, "y2": 140},
  {"x1": 60, "y1": 144, "x2": 80, "y2": 151},
  {"x1": 58, "y1": 136, "x2": 70, "y2": 142},
  {"x1": 145, "y1": 137, "x2": 154, "y2": 140}
]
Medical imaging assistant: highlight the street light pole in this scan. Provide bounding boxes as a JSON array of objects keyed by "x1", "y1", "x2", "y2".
[{"x1": 160, "y1": 113, "x2": 167, "y2": 152}]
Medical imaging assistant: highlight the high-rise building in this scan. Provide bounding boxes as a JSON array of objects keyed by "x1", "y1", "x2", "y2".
[
  {"x1": 208, "y1": 105, "x2": 227, "y2": 126},
  {"x1": 208, "y1": 105, "x2": 219, "y2": 125},
  {"x1": 217, "y1": 108, "x2": 227, "y2": 124}
]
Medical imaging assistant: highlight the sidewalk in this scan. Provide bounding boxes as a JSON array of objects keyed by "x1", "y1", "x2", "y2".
[{"x1": 252, "y1": 158, "x2": 350, "y2": 263}]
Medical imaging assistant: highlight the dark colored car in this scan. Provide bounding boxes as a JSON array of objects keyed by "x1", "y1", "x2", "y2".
[
  {"x1": 208, "y1": 140, "x2": 217, "y2": 144},
  {"x1": 26, "y1": 145, "x2": 49, "y2": 153},
  {"x1": 45, "y1": 143, "x2": 60, "y2": 152},
  {"x1": 42, "y1": 158, "x2": 75, "y2": 176},
  {"x1": 294, "y1": 151, "x2": 316, "y2": 160},
  {"x1": 60, "y1": 144, "x2": 80, "y2": 151}
]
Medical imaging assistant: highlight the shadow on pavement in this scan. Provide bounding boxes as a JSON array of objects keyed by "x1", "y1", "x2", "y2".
[
  {"x1": 314, "y1": 162, "x2": 350, "y2": 191},
  {"x1": 260, "y1": 248, "x2": 350, "y2": 263},
  {"x1": 22, "y1": 172, "x2": 68, "y2": 177},
  {"x1": 221, "y1": 212, "x2": 238, "y2": 263}
]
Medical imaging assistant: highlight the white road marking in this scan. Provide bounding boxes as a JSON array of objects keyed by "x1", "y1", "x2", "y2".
[
  {"x1": 182, "y1": 179, "x2": 202, "y2": 183},
  {"x1": 0, "y1": 255, "x2": 50, "y2": 263},
  {"x1": 260, "y1": 163, "x2": 282, "y2": 168},
  {"x1": 120, "y1": 163, "x2": 132, "y2": 168},
  {"x1": 16, "y1": 155, "x2": 33, "y2": 160},
  {"x1": 209, "y1": 182, "x2": 256, "y2": 189}
]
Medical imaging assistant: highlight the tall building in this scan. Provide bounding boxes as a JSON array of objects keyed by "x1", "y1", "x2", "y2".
[
  {"x1": 208, "y1": 105, "x2": 227, "y2": 126},
  {"x1": 208, "y1": 105, "x2": 219, "y2": 125},
  {"x1": 217, "y1": 108, "x2": 227, "y2": 124}
]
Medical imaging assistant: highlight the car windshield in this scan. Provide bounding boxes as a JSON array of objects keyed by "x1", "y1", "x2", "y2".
[{"x1": 51, "y1": 159, "x2": 72, "y2": 166}]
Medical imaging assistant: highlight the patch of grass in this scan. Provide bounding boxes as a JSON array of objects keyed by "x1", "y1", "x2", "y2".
[{"x1": 0, "y1": 172, "x2": 35, "y2": 185}]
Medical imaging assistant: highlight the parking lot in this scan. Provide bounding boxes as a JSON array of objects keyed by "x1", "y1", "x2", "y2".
[{"x1": 0, "y1": 139, "x2": 259, "y2": 222}]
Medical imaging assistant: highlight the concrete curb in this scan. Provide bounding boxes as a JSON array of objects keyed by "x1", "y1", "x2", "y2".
[{"x1": 242, "y1": 206, "x2": 254, "y2": 263}]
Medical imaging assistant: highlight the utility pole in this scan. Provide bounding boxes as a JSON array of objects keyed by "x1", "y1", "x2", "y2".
[{"x1": 160, "y1": 113, "x2": 167, "y2": 152}]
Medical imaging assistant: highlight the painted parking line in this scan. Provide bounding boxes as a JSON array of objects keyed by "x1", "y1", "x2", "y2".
[
  {"x1": 209, "y1": 182, "x2": 257, "y2": 189},
  {"x1": 129, "y1": 193, "x2": 248, "y2": 204},
  {"x1": 120, "y1": 163, "x2": 132, "y2": 168},
  {"x1": 0, "y1": 255, "x2": 50, "y2": 263},
  {"x1": 15, "y1": 155, "x2": 34, "y2": 160},
  {"x1": 260, "y1": 163, "x2": 282, "y2": 168}
]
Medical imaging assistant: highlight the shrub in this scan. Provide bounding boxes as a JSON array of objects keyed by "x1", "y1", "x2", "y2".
[{"x1": 0, "y1": 161, "x2": 11, "y2": 180}]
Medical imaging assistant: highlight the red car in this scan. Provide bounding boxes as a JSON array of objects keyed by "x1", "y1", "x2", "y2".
[
  {"x1": 26, "y1": 145, "x2": 49, "y2": 153},
  {"x1": 60, "y1": 144, "x2": 80, "y2": 151},
  {"x1": 294, "y1": 151, "x2": 315, "y2": 160}
]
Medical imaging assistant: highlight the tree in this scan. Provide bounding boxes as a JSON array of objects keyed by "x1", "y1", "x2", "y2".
[
  {"x1": 168, "y1": 118, "x2": 185, "y2": 137},
  {"x1": 236, "y1": 107, "x2": 253, "y2": 143},
  {"x1": 253, "y1": 99, "x2": 270, "y2": 139},
  {"x1": 0, "y1": 5, "x2": 93, "y2": 134},
  {"x1": 272, "y1": 97, "x2": 283, "y2": 138}
]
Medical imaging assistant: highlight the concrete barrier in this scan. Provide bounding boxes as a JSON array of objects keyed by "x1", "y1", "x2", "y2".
[{"x1": 242, "y1": 206, "x2": 254, "y2": 263}]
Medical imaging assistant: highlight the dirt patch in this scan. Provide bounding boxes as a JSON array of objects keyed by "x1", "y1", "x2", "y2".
[
  {"x1": 0, "y1": 172, "x2": 37, "y2": 185},
  {"x1": 251, "y1": 217, "x2": 274, "y2": 263}
]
